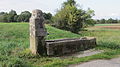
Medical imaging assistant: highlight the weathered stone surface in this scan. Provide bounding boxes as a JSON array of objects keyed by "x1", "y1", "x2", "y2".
[
  {"x1": 46, "y1": 37, "x2": 96, "y2": 56},
  {"x1": 29, "y1": 9, "x2": 47, "y2": 55}
]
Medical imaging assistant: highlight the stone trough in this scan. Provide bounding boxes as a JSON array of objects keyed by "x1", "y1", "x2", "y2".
[
  {"x1": 29, "y1": 9, "x2": 97, "y2": 56},
  {"x1": 46, "y1": 37, "x2": 96, "y2": 56}
]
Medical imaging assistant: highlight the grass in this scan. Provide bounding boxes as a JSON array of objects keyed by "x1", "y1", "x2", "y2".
[
  {"x1": 0, "y1": 23, "x2": 80, "y2": 55},
  {"x1": 0, "y1": 23, "x2": 120, "y2": 67}
]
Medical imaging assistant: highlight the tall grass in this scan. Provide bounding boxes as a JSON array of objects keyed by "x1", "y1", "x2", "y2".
[
  {"x1": 0, "y1": 23, "x2": 80, "y2": 55},
  {"x1": 80, "y1": 29, "x2": 120, "y2": 49}
]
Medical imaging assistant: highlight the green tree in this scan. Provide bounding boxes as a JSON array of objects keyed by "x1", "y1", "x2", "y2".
[
  {"x1": 107, "y1": 18, "x2": 113, "y2": 23},
  {"x1": 17, "y1": 11, "x2": 31, "y2": 22},
  {"x1": 43, "y1": 13, "x2": 52, "y2": 20},
  {"x1": 107, "y1": 18, "x2": 118, "y2": 23},
  {"x1": 14, "y1": 15, "x2": 19, "y2": 22},
  {"x1": 0, "y1": 12, "x2": 9, "y2": 22},
  {"x1": 82, "y1": 8, "x2": 95, "y2": 27},
  {"x1": 99, "y1": 19, "x2": 106, "y2": 24},
  {"x1": 0, "y1": 12, "x2": 5, "y2": 15},
  {"x1": 43, "y1": 13, "x2": 53, "y2": 24},
  {"x1": 63, "y1": 0, "x2": 76, "y2": 6},
  {"x1": 53, "y1": 0, "x2": 94, "y2": 33},
  {"x1": 118, "y1": 20, "x2": 120, "y2": 23},
  {"x1": 7, "y1": 10, "x2": 17, "y2": 22}
]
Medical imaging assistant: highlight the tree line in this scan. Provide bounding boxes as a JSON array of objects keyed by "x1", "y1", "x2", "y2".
[
  {"x1": 0, "y1": 10, "x2": 52, "y2": 22},
  {"x1": 95, "y1": 18, "x2": 120, "y2": 24},
  {"x1": 0, "y1": 0, "x2": 95, "y2": 34},
  {"x1": 1, "y1": 0, "x2": 119, "y2": 34}
]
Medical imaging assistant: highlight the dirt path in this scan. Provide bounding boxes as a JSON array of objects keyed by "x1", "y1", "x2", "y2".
[
  {"x1": 69, "y1": 57, "x2": 120, "y2": 67},
  {"x1": 60, "y1": 49, "x2": 103, "y2": 59}
]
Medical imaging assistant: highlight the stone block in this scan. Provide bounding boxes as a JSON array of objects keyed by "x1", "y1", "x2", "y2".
[{"x1": 46, "y1": 37, "x2": 96, "y2": 56}]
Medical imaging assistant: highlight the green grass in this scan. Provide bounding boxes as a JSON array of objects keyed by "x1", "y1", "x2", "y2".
[
  {"x1": 0, "y1": 23, "x2": 80, "y2": 55},
  {"x1": 0, "y1": 23, "x2": 120, "y2": 67}
]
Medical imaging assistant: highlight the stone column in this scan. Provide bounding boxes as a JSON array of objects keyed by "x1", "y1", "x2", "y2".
[{"x1": 29, "y1": 9, "x2": 47, "y2": 55}]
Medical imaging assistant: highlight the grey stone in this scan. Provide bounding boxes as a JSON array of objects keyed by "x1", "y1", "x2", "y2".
[
  {"x1": 29, "y1": 9, "x2": 47, "y2": 55},
  {"x1": 46, "y1": 37, "x2": 96, "y2": 56}
]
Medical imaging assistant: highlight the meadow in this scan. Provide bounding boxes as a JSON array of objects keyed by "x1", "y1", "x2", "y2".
[{"x1": 0, "y1": 23, "x2": 120, "y2": 67}]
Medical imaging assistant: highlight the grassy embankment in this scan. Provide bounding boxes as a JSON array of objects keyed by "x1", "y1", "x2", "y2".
[{"x1": 0, "y1": 23, "x2": 120, "y2": 67}]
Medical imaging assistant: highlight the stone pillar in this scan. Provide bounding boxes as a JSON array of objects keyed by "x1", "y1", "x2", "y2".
[{"x1": 29, "y1": 9, "x2": 47, "y2": 55}]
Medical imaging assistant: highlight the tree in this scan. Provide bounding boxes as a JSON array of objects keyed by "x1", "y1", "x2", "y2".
[
  {"x1": 0, "y1": 12, "x2": 9, "y2": 22},
  {"x1": 99, "y1": 19, "x2": 106, "y2": 24},
  {"x1": 118, "y1": 20, "x2": 120, "y2": 23},
  {"x1": 43, "y1": 13, "x2": 52, "y2": 20},
  {"x1": 107, "y1": 18, "x2": 118, "y2": 23},
  {"x1": 53, "y1": 0, "x2": 94, "y2": 33},
  {"x1": 106, "y1": 18, "x2": 113, "y2": 23},
  {"x1": 95, "y1": 18, "x2": 120, "y2": 24},
  {"x1": 14, "y1": 15, "x2": 19, "y2": 22},
  {"x1": 63, "y1": 0, "x2": 76, "y2": 6},
  {"x1": 17, "y1": 11, "x2": 31, "y2": 22},
  {"x1": 0, "y1": 12, "x2": 5, "y2": 15},
  {"x1": 82, "y1": 8, "x2": 95, "y2": 27},
  {"x1": 7, "y1": 10, "x2": 17, "y2": 22},
  {"x1": 43, "y1": 12, "x2": 53, "y2": 24}
]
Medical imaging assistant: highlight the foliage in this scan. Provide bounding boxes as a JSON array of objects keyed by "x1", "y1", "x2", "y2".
[
  {"x1": 17, "y1": 11, "x2": 31, "y2": 22},
  {"x1": 7, "y1": 10, "x2": 17, "y2": 22},
  {"x1": 0, "y1": 10, "x2": 52, "y2": 23},
  {"x1": 95, "y1": 18, "x2": 120, "y2": 24},
  {"x1": 63, "y1": 0, "x2": 76, "y2": 7},
  {"x1": 43, "y1": 13, "x2": 52, "y2": 20},
  {"x1": 43, "y1": 13, "x2": 53, "y2": 24},
  {"x1": 53, "y1": 0, "x2": 94, "y2": 33},
  {"x1": 0, "y1": 12, "x2": 8, "y2": 22}
]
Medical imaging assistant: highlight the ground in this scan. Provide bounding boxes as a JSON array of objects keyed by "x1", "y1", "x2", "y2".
[
  {"x1": 69, "y1": 57, "x2": 120, "y2": 67},
  {"x1": 0, "y1": 23, "x2": 120, "y2": 67},
  {"x1": 93, "y1": 24, "x2": 120, "y2": 29}
]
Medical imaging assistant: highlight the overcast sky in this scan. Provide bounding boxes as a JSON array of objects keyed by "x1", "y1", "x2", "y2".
[{"x1": 0, "y1": 0, "x2": 120, "y2": 19}]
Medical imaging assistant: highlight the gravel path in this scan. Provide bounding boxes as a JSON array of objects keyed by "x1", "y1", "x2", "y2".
[{"x1": 69, "y1": 57, "x2": 120, "y2": 67}]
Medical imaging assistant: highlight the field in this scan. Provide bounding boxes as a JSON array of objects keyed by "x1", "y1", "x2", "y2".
[
  {"x1": 0, "y1": 23, "x2": 120, "y2": 67},
  {"x1": 95, "y1": 24, "x2": 120, "y2": 29}
]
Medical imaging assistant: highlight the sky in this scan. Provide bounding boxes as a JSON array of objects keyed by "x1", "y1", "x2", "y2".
[{"x1": 0, "y1": 0, "x2": 120, "y2": 19}]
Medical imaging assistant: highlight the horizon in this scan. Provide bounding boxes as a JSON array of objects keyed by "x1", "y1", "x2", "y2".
[{"x1": 0, "y1": 0, "x2": 120, "y2": 20}]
